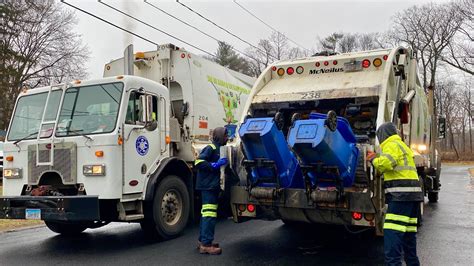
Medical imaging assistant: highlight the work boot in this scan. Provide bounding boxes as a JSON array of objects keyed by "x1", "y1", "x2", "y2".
[
  {"x1": 197, "y1": 241, "x2": 219, "y2": 249},
  {"x1": 199, "y1": 244, "x2": 222, "y2": 255}
]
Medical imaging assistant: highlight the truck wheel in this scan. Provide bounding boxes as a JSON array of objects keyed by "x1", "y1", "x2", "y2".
[
  {"x1": 142, "y1": 175, "x2": 190, "y2": 240},
  {"x1": 45, "y1": 221, "x2": 87, "y2": 235},
  {"x1": 428, "y1": 192, "x2": 439, "y2": 203}
]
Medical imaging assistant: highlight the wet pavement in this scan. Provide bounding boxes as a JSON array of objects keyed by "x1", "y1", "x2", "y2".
[{"x1": 0, "y1": 164, "x2": 472, "y2": 265}]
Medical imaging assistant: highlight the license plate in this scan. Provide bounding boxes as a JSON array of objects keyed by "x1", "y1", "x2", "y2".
[
  {"x1": 344, "y1": 61, "x2": 362, "y2": 72},
  {"x1": 25, "y1": 209, "x2": 41, "y2": 220}
]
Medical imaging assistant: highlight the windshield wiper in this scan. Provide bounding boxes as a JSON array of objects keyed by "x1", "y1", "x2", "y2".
[
  {"x1": 60, "y1": 129, "x2": 93, "y2": 141},
  {"x1": 13, "y1": 132, "x2": 39, "y2": 145}
]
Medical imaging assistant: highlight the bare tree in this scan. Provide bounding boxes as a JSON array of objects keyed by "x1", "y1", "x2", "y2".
[
  {"x1": 339, "y1": 33, "x2": 358, "y2": 53},
  {"x1": 358, "y1": 32, "x2": 385, "y2": 50},
  {"x1": 391, "y1": 2, "x2": 463, "y2": 90},
  {"x1": 318, "y1": 32, "x2": 344, "y2": 52},
  {"x1": 441, "y1": 0, "x2": 473, "y2": 75},
  {"x1": 0, "y1": 0, "x2": 88, "y2": 129},
  {"x1": 437, "y1": 80, "x2": 461, "y2": 159}
]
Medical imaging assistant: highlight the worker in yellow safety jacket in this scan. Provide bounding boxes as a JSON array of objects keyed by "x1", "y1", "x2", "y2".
[{"x1": 367, "y1": 122, "x2": 423, "y2": 266}]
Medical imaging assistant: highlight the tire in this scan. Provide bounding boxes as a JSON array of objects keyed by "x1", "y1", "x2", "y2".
[
  {"x1": 428, "y1": 192, "x2": 439, "y2": 203},
  {"x1": 45, "y1": 221, "x2": 87, "y2": 235},
  {"x1": 141, "y1": 175, "x2": 190, "y2": 240}
]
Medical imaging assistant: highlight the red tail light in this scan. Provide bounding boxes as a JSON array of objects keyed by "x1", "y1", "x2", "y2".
[
  {"x1": 287, "y1": 67, "x2": 294, "y2": 75},
  {"x1": 271, "y1": 66, "x2": 277, "y2": 71},
  {"x1": 315, "y1": 62, "x2": 320, "y2": 67},
  {"x1": 324, "y1": 61, "x2": 329, "y2": 66},
  {"x1": 238, "y1": 204, "x2": 246, "y2": 212},
  {"x1": 352, "y1": 212, "x2": 362, "y2": 220},
  {"x1": 333, "y1": 60, "x2": 338, "y2": 65},
  {"x1": 247, "y1": 204, "x2": 255, "y2": 212},
  {"x1": 383, "y1": 55, "x2": 388, "y2": 61},
  {"x1": 362, "y1": 59, "x2": 371, "y2": 68}
]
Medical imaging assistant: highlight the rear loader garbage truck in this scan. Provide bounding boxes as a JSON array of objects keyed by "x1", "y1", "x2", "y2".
[
  {"x1": 0, "y1": 44, "x2": 255, "y2": 239},
  {"x1": 229, "y1": 47, "x2": 441, "y2": 235}
]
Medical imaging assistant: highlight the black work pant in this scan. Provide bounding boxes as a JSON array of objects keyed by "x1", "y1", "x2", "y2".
[
  {"x1": 383, "y1": 201, "x2": 421, "y2": 266},
  {"x1": 198, "y1": 190, "x2": 219, "y2": 245}
]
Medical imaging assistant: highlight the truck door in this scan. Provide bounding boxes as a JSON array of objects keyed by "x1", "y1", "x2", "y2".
[{"x1": 122, "y1": 90, "x2": 161, "y2": 195}]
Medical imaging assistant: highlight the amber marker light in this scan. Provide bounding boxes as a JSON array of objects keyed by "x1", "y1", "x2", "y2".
[
  {"x1": 373, "y1": 58, "x2": 383, "y2": 67},
  {"x1": 95, "y1": 151, "x2": 104, "y2": 157},
  {"x1": 135, "y1": 52, "x2": 145, "y2": 59},
  {"x1": 277, "y1": 68, "x2": 285, "y2": 76}
]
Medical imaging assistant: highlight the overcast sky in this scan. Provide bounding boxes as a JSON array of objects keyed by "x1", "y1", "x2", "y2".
[{"x1": 66, "y1": 0, "x2": 452, "y2": 79}]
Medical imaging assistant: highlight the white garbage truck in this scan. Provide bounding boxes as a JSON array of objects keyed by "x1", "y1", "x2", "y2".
[
  {"x1": 0, "y1": 44, "x2": 255, "y2": 238},
  {"x1": 229, "y1": 47, "x2": 442, "y2": 235}
]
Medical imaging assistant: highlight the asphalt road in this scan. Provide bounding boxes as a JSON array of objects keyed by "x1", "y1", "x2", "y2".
[{"x1": 0, "y1": 164, "x2": 472, "y2": 265}]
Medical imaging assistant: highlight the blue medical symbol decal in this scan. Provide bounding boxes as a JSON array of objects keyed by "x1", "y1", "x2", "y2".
[{"x1": 136, "y1": 136, "x2": 149, "y2": 156}]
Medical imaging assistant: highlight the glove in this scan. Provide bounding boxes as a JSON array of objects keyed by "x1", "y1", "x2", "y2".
[
  {"x1": 211, "y1": 158, "x2": 228, "y2": 169},
  {"x1": 366, "y1": 151, "x2": 377, "y2": 163}
]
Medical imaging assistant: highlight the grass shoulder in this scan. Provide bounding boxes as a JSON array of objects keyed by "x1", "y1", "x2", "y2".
[{"x1": 0, "y1": 186, "x2": 44, "y2": 232}]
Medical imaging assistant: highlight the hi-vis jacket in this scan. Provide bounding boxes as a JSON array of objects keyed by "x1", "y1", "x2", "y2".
[
  {"x1": 194, "y1": 143, "x2": 221, "y2": 191},
  {"x1": 372, "y1": 135, "x2": 423, "y2": 202}
]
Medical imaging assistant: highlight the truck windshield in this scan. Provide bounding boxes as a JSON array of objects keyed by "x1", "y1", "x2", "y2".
[
  {"x1": 7, "y1": 90, "x2": 62, "y2": 141},
  {"x1": 56, "y1": 82, "x2": 123, "y2": 137}
]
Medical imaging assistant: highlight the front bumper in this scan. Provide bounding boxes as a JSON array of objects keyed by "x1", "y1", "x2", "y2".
[{"x1": 0, "y1": 195, "x2": 100, "y2": 221}]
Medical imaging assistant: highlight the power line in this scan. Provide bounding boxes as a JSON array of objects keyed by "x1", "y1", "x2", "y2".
[
  {"x1": 98, "y1": 0, "x2": 216, "y2": 58},
  {"x1": 233, "y1": 0, "x2": 311, "y2": 53},
  {"x1": 175, "y1": 0, "x2": 278, "y2": 61},
  {"x1": 61, "y1": 0, "x2": 159, "y2": 46},
  {"x1": 143, "y1": 0, "x2": 265, "y2": 64}
]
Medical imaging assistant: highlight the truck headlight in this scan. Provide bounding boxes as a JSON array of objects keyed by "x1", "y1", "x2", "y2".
[
  {"x1": 83, "y1": 164, "x2": 106, "y2": 176},
  {"x1": 3, "y1": 168, "x2": 22, "y2": 179},
  {"x1": 417, "y1": 144, "x2": 427, "y2": 152}
]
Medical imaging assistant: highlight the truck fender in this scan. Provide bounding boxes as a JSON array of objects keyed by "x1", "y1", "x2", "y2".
[{"x1": 144, "y1": 157, "x2": 194, "y2": 204}]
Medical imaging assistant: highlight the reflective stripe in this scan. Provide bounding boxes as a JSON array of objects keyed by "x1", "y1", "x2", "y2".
[
  {"x1": 394, "y1": 142, "x2": 409, "y2": 166},
  {"x1": 201, "y1": 211, "x2": 217, "y2": 217},
  {"x1": 393, "y1": 165, "x2": 417, "y2": 171},
  {"x1": 409, "y1": 218, "x2": 418, "y2": 224},
  {"x1": 195, "y1": 159, "x2": 205, "y2": 166},
  {"x1": 202, "y1": 204, "x2": 218, "y2": 210},
  {"x1": 406, "y1": 226, "x2": 417, "y2": 232},
  {"x1": 384, "y1": 222, "x2": 418, "y2": 233},
  {"x1": 380, "y1": 153, "x2": 397, "y2": 167},
  {"x1": 386, "y1": 213, "x2": 411, "y2": 223},
  {"x1": 385, "y1": 187, "x2": 422, "y2": 193},
  {"x1": 209, "y1": 144, "x2": 216, "y2": 150},
  {"x1": 383, "y1": 222, "x2": 407, "y2": 232}
]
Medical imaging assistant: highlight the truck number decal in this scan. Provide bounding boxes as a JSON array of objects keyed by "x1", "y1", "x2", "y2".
[{"x1": 301, "y1": 92, "x2": 321, "y2": 100}]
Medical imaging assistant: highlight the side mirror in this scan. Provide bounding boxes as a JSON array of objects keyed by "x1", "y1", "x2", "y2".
[
  {"x1": 146, "y1": 95, "x2": 153, "y2": 122},
  {"x1": 438, "y1": 117, "x2": 446, "y2": 139},
  {"x1": 181, "y1": 101, "x2": 189, "y2": 117},
  {"x1": 139, "y1": 95, "x2": 147, "y2": 123}
]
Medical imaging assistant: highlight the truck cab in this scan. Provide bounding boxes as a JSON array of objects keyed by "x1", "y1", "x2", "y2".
[{"x1": 1, "y1": 76, "x2": 190, "y2": 237}]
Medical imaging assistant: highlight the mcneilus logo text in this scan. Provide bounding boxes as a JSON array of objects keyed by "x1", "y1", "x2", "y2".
[{"x1": 309, "y1": 67, "x2": 344, "y2": 74}]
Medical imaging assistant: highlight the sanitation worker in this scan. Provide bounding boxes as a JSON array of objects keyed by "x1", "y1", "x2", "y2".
[
  {"x1": 194, "y1": 127, "x2": 229, "y2": 255},
  {"x1": 367, "y1": 122, "x2": 423, "y2": 266}
]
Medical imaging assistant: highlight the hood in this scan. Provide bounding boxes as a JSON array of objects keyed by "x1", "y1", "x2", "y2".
[
  {"x1": 376, "y1": 122, "x2": 398, "y2": 144},
  {"x1": 212, "y1": 127, "x2": 228, "y2": 146}
]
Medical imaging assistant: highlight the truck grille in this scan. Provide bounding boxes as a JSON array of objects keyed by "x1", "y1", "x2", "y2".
[{"x1": 28, "y1": 143, "x2": 77, "y2": 185}]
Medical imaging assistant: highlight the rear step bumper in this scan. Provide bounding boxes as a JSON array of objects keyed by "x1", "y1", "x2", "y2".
[{"x1": 0, "y1": 195, "x2": 100, "y2": 221}]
